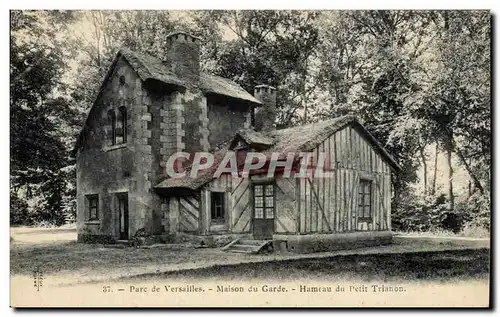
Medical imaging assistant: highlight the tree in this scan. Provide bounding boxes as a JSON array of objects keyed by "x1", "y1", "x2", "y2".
[
  {"x1": 192, "y1": 10, "x2": 321, "y2": 127},
  {"x1": 316, "y1": 11, "x2": 436, "y2": 207},
  {"x1": 10, "y1": 10, "x2": 78, "y2": 225},
  {"x1": 68, "y1": 11, "x2": 181, "y2": 120},
  {"x1": 418, "y1": 11, "x2": 490, "y2": 200}
]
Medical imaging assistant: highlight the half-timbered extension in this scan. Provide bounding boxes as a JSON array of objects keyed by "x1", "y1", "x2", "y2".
[{"x1": 155, "y1": 115, "x2": 400, "y2": 253}]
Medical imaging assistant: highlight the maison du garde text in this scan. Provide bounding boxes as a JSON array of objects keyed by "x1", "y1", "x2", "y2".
[{"x1": 126, "y1": 284, "x2": 406, "y2": 293}]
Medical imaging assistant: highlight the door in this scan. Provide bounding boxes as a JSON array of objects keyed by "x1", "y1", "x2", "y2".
[
  {"x1": 210, "y1": 192, "x2": 227, "y2": 231},
  {"x1": 118, "y1": 194, "x2": 129, "y2": 240},
  {"x1": 253, "y1": 183, "x2": 275, "y2": 239}
]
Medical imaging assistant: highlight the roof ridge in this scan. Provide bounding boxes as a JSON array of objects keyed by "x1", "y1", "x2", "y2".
[
  {"x1": 121, "y1": 48, "x2": 240, "y2": 85},
  {"x1": 120, "y1": 48, "x2": 260, "y2": 105},
  {"x1": 270, "y1": 115, "x2": 356, "y2": 134}
]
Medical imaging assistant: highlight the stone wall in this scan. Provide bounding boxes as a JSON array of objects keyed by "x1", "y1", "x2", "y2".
[
  {"x1": 181, "y1": 91, "x2": 208, "y2": 153},
  {"x1": 159, "y1": 91, "x2": 185, "y2": 171},
  {"x1": 272, "y1": 231, "x2": 393, "y2": 253},
  {"x1": 207, "y1": 101, "x2": 251, "y2": 148},
  {"x1": 76, "y1": 57, "x2": 160, "y2": 242}
]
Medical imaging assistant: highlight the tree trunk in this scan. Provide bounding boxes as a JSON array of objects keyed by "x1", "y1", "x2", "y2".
[
  {"x1": 431, "y1": 143, "x2": 439, "y2": 195},
  {"x1": 454, "y1": 145, "x2": 485, "y2": 195},
  {"x1": 445, "y1": 139, "x2": 454, "y2": 211},
  {"x1": 419, "y1": 146, "x2": 428, "y2": 193},
  {"x1": 301, "y1": 58, "x2": 309, "y2": 124}
]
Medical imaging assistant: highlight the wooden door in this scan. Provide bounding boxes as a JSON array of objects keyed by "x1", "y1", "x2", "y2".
[
  {"x1": 253, "y1": 183, "x2": 275, "y2": 239},
  {"x1": 118, "y1": 194, "x2": 129, "y2": 240}
]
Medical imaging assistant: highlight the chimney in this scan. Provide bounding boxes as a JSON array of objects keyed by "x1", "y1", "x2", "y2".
[
  {"x1": 253, "y1": 84, "x2": 277, "y2": 131},
  {"x1": 165, "y1": 31, "x2": 201, "y2": 83}
]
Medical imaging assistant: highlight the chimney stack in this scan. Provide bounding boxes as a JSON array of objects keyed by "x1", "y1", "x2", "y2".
[
  {"x1": 254, "y1": 85, "x2": 277, "y2": 131},
  {"x1": 165, "y1": 31, "x2": 201, "y2": 84}
]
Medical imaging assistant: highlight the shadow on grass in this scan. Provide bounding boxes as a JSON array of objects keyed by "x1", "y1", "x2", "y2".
[{"x1": 146, "y1": 248, "x2": 490, "y2": 282}]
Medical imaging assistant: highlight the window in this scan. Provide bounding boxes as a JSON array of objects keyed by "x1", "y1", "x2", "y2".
[
  {"x1": 108, "y1": 107, "x2": 127, "y2": 146},
  {"x1": 116, "y1": 106, "x2": 127, "y2": 144},
  {"x1": 211, "y1": 192, "x2": 225, "y2": 222},
  {"x1": 358, "y1": 180, "x2": 372, "y2": 220},
  {"x1": 86, "y1": 195, "x2": 99, "y2": 220},
  {"x1": 107, "y1": 110, "x2": 116, "y2": 146},
  {"x1": 254, "y1": 184, "x2": 274, "y2": 219},
  {"x1": 250, "y1": 107, "x2": 256, "y2": 127}
]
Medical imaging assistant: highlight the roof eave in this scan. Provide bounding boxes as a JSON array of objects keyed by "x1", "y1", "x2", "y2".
[
  {"x1": 203, "y1": 91, "x2": 262, "y2": 107},
  {"x1": 351, "y1": 122, "x2": 401, "y2": 173}
]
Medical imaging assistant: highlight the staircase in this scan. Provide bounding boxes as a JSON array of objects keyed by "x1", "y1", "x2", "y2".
[{"x1": 222, "y1": 239, "x2": 273, "y2": 254}]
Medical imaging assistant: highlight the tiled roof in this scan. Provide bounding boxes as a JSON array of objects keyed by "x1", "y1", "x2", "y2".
[
  {"x1": 120, "y1": 48, "x2": 261, "y2": 105},
  {"x1": 154, "y1": 115, "x2": 401, "y2": 191}
]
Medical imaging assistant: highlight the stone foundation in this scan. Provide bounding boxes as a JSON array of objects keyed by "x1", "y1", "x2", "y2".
[
  {"x1": 159, "y1": 232, "x2": 253, "y2": 248},
  {"x1": 77, "y1": 234, "x2": 116, "y2": 244},
  {"x1": 273, "y1": 231, "x2": 393, "y2": 253}
]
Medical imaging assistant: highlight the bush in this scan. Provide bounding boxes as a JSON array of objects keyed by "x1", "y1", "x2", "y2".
[
  {"x1": 10, "y1": 191, "x2": 31, "y2": 226},
  {"x1": 455, "y1": 192, "x2": 490, "y2": 231},
  {"x1": 460, "y1": 223, "x2": 490, "y2": 238},
  {"x1": 10, "y1": 182, "x2": 76, "y2": 227},
  {"x1": 393, "y1": 190, "x2": 491, "y2": 234},
  {"x1": 392, "y1": 193, "x2": 449, "y2": 232}
]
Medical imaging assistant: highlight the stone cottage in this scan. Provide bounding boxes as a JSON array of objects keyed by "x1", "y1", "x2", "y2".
[{"x1": 74, "y1": 31, "x2": 399, "y2": 252}]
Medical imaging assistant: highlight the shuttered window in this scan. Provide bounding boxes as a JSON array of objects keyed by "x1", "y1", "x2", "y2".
[
  {"x1": 358, "y1": 180, "x2": 372, "y2": 220},
  {"x1": 86, "y1": 194, "x2": 99, "y2": 220}
]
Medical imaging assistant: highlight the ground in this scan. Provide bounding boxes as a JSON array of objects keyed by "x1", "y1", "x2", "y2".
[
  {"x1": 10, "y1": 228, "x2": 490, "y2": 307},
  {"x1": 10, "y1": 228, "x2": 489, "y2": 286}
]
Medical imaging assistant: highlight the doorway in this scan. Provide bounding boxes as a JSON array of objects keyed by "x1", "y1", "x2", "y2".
[
  {"x1": 117, "y1": 193, "x2": 129, "y2": 240},
  {"x1": 252, "y1": 183, "x2": 275, "y2": 239}
]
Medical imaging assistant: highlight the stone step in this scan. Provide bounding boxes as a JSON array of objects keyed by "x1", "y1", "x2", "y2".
[
  {"x1": 227, "y1": 249, "x2": 255, "y2": 254},
  {"x1": 227, "y1": 244, "x2": 260, "y2": 252},
  {"x1": 223, "y1": 238, "x2": 274, "y2": 254},
  {"x1": 238, "y1": 239, "x2": 269, "y2": 246}
]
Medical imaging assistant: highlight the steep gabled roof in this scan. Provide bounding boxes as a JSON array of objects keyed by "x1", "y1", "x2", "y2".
[
  {"x1": 200, "y1": 73, "x2": 261, "y2": 105},
  {"x1": 119, "y1": 48, "x2": 186, "y2": 88},
  {"x1": 154, "y1": 115, "x2": 401, "y2": 192},
  {"x1": 72, "y1": 48, "x2": 261, "y2": 155},
  {"x1": 120, "y1": 48, "x2": 261, "y2": 104},
  {"x1": 259, "y1": 115, "x2": 400, "y2": 171}
]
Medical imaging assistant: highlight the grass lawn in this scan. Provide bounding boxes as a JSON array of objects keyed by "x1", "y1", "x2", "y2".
[
  {"x1": 133, "y1": 248, "x2": 489, "y2": 283},
  {"x1": 10, "y1": 227, "x2": 490, "y2": 286},
  {"x1": 10, "y1": 227, "x2": 250, "y2": 286}
]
